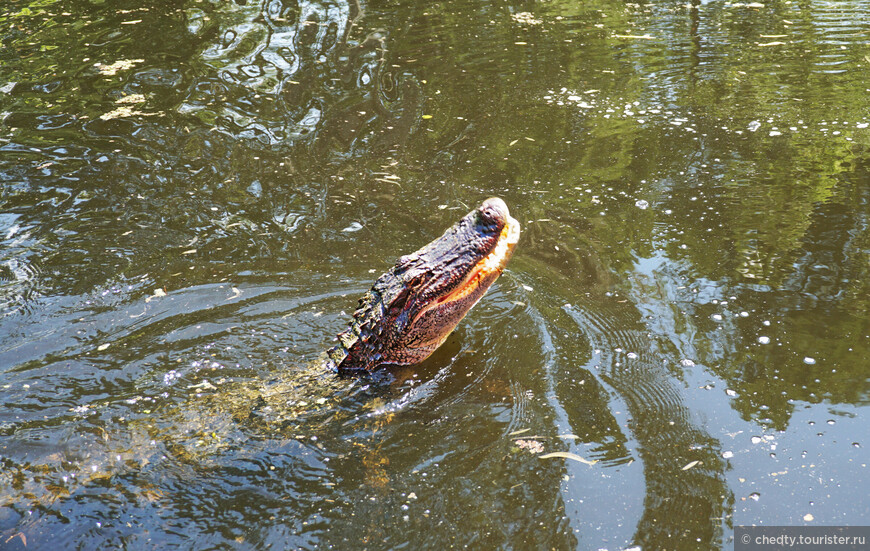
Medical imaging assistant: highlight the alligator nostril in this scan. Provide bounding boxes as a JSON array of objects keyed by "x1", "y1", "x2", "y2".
[{"x1": 478, "y1": 197, "x2": 509, "y2": 226}]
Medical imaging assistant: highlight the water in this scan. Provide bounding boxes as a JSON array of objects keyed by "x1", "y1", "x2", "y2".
[{"x1": 1, "y1": 0, "x2": 868, "y2": 549}]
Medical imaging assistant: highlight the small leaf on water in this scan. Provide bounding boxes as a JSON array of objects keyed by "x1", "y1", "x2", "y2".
[
  {"x1": 97, "y1": 343, "x2": 111, "y2": 351},
  {"x1": 539, "y1": 451, "x2": 598, "y2": 465},
  {"x1": 421, "y1": 115, "x2": 433, "y2": 120},
  {"x1": 614, "y1": 34, "x2": 655, "y2": 40},
  {"x1": 682, "y1": 460, "x2": 701, "y2": 470},
  {"x1": 146, "y1": 288, "x2": 167, "y2": 303}
]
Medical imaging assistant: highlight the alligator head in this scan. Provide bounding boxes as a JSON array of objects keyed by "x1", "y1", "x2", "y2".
[{"x1": 326, "y1": 198, "x2": 520, "y2": 372}]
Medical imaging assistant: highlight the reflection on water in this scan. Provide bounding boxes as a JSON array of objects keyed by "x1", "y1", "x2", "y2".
[{"x1": 1, "y1": 0, "x2": 868, "y2": 548}]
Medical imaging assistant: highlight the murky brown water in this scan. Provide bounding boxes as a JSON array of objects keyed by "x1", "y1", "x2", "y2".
[{"x1": 1, "y1": 0, "x2": 868, "y2": 549}]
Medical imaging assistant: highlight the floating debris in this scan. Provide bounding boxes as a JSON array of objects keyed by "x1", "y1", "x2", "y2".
[
  {"x1": 511, "y1": 12, "x2": 542, "y2": 25},
  {"x1": 145, "y1": 288, "x2": 167, "y2": 303},
  {"x1": 613, "y1": 34, "x2": 656, "y2": 40},
  {"x1": 95, "y1": 59, "x2": 144, "y2": 76},
  {"x1": 99, "y1": 93, "x2": 155, "y2": 121},
  {"x1": 187, "y1": 380, "x2": 217, "y2": 391},
  {"x1": 682, "y1": 460, "x2": 701, "y2": 470},
  {"x1": 116, "y1": 93, "x2": 146, "y2": 105},
  {"x1": 539, "y1": 451, "x2": 598, "y2": 465},
  {"x1": 515, "y1": 439, "x2": 544, "y2": 454}
]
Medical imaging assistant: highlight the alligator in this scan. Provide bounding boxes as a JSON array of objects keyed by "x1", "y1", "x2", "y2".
[
  {"x1": 327, "y1": 196, "x2": 521, "y2": 372},
  {"x1": 238, "y1": 196, "x2": 521, "y2": 427},
  {"x1": 0, "y1": 198, "x2": 520, "y2": 508}
]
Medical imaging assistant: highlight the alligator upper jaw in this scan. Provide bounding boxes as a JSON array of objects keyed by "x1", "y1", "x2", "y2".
[
  {"x1": 422, "y1": 208, "x2": 520, "y2": 314},
  {"x1": 326, "y1": 198, "x2": 520, "y2": 373}
]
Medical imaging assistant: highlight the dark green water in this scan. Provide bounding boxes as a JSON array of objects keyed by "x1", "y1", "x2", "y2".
[{"x1": 1, "y1": 0, "x2": 868, "y2": 548}]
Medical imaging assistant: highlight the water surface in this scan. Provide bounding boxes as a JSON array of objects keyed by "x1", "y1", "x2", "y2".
[{"x1": 1, "y1": 0, "x2": 868, "y2": 549}]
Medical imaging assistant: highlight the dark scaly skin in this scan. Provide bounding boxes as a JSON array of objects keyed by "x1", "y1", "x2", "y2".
[{"x1": 327, "y1": 197, "x2": 521, "y2": 372}]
